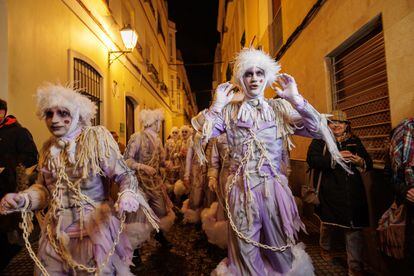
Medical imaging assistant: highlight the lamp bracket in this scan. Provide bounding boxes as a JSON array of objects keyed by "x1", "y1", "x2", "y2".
[{"x1": 108, "y1": 50, "x2": 132, "y2": 65}]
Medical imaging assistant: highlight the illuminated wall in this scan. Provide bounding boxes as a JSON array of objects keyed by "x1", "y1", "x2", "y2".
[{"x1": 0, "y1": 0, "x2": 197, "y2": 147}]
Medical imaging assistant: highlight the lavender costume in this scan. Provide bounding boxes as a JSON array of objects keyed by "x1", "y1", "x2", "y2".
[
  {"x1": 0, "y1": 84, "x2": 159, "y2": 275},
  {"x1": 124, "y1": 129, "x2": 176, "y2": 232},
  {"x1": 12, "y1": 126, "x2": 157, "y2": 276},
  {"x1": 201, "y1": 134, "x2": 230, "y2": 249},
  {"x1": 165, "y1": 137, "x2": 180, "y2": 186},
  {"x1": 192, "y1": 96, "x2": 331, "y2": 275}
]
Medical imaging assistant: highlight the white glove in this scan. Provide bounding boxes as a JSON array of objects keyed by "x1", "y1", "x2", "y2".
[
  {"x1": 210, "y1": 82, "x2": 236, "y2": 113},
  {"x1": 116, "y1": 191, "x2": 140, "y2": 217},
  {"x1": 273, "y1": 73, "x2": 305, "y2": 107},
  {"x1": 0, "y1": 193, "x2": 25, "y2": 215}
]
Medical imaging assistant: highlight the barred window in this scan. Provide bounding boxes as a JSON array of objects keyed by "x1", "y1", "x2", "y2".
[
  {"x1": 73, "y1": 58, "x2": 102, "y2": 125},
  {"x1": 330, "y1": 18, "x2": 391, "y2": 167}
]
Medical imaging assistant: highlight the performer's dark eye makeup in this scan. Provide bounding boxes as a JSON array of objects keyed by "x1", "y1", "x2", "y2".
[
  {"x1": 244, "y1": 70, "x2": 253, "y2": 77},
  {"x1": 58, "y1": 109, "x2": 71, "y2": 118},
  {"x1": 45, "y1": 110, "x2": 53, "y2": 118},
  {"x1": 255, "y1": 69, "x2": 264, "y2": 76}
]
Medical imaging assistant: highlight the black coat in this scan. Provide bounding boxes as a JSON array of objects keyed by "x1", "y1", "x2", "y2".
[
  {"x1": 306, "y1": 136, "x2": 373, "y2": 228},
  {"x1": 0, "y1": 116, "x2": 38, "y2": 198}
]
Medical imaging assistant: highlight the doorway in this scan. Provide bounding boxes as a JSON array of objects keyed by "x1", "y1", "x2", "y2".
[{"x1": 125, "y1": 96, "x2": 136, "y2": 143}]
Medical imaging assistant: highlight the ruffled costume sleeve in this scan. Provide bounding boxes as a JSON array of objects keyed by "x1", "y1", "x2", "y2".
[
  {"x1": 207, "y1": 138, "x2": 220, "y2": 180},
  {"x1": 269, "y1": 98, "x2": 351, "y2": 173}
]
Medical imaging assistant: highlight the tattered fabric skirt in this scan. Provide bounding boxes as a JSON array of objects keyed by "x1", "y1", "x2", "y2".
[
  {"x1": 36, "y1": 203, "x2": 133, "y2": 276},
  {"x1": 213, "y1": 173, "x2": 314, "y2": 275}
]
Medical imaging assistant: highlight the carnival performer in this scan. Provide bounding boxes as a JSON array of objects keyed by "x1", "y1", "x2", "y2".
[
  {"x1": 173, "y1": 125, "x2": 193, "y2": 199},
  {"x1": 201, "y1": 133, "x2": 230, "y2": 249},
  {"x1": 181, "y1": 133, "x2": 209, "y2": 223},
  {"x1": 124, "y1": 109, "x2": 175, "y2": 247},
  {"x1": 164, "y1": 127, "x2": 180, "y2": 192},
  {"x1": 203, "y1": 140, "x2": 218, "y2": 209},
  {"x1": 0, "y1": 84, "x2": 159, "y2": 275},
  {"x1": 191, "y1": 48, "x2": 350, "y2": 275}
]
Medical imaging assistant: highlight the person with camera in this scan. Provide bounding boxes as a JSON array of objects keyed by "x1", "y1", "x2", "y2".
[{"x1": 307, "y1": 110, "x2": 372, "y2": 276}]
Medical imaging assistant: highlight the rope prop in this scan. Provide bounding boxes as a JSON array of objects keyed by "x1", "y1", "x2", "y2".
[
  {"x1": 224, "y1": 129, "x2": 293, "y2": 252},
  {"x1": 19, "y1": 126, "x2": 158, "y2": 275}
]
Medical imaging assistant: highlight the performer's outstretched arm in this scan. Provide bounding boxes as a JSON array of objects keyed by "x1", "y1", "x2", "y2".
[{"x1": 273, "y1": 73, "x2": 351, "y2": 172}]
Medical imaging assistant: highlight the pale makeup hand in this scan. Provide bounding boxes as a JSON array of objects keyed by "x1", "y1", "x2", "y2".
[
  {"x1": 137, "y1": 164, "x2": 157, "y2": 176},
  {"x1": 211, "y1": 82, "x2": 236, "y2": 112},
  {"x1": 0, "y1": 193, "x2": 25, "y2": 215},
  {"x1": 407, "y1": 188, "x2": 414, "y2": 203},
  {"x1": 165, "y1": 160, "x2": 173, "y2": 170},
  {"x1": 208, "y1": 177, "x2": 218, "y2": 192},
  {"x1": 183, "y1": 179, "x2": 190, "y2": 189},
  {"x1": 272, "y1": 73, "x2": 304, "y2": 106}
]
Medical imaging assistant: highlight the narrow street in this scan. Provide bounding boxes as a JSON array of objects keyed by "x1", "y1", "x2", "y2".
[{"x1": 3, "y1": 215, "x2": 349, "y2": 275}]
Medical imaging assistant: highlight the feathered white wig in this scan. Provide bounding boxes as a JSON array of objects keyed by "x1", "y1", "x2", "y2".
[
  {"x1": 139, "y1": 108, "x2": 164, "y2": 128},
  {"x1": 232, "y1": 47, "x2": 281, "y2": 88},
  {"x1": 170, "y1": 126, "x2": 179, "y2": 135},
  {"x1": 180, "y1": 125, "x2": 193, "y2": 135},
  {"x1": 36, "y1": 83, "x2": 97, "y2": 126}
]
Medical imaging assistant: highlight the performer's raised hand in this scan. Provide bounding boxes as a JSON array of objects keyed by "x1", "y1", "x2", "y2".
[
  {"x1": 210, "y1": 82, "x2": 236, "y2": 112},
  {"x1": 116, "y1": 191, "x2": 140, "y2": 216},
  {"x1": 137, "y1": 164, "x2": 156, "y2": 176},
  {"x1": 272, "y1": 73, "x2": 304, "y2": 106},
  {"x1": 0, "y1": 193, "x2": 25, "y2": 215},
  {"x1": 208, "y1": 177, "x2": 218, "y2": 192}
]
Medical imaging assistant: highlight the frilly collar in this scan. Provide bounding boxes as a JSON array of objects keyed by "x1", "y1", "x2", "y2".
[
  {"x1": 237, "y1": 97, "x2": 275, "y2": 124},
  {"x1": 49, "y1": 127, "x2": 82, "y2": 165}
]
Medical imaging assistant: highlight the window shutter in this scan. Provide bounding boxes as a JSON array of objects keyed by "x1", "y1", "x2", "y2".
[{"x1": 332, "y1": 24, "x2": 391, "y2": 167}]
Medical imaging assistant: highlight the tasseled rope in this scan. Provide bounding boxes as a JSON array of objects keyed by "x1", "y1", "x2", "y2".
[
  {"x1": 75, "y1": 126, "x2": 122, "y2": 179},
  {"x1": 21, "y1": 126, "x2": 157, "y2": 274}
]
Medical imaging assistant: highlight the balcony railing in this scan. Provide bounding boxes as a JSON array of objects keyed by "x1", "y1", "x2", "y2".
[
  {"x1": 146, "y1": 61, "x2": 159, "y2": 83},
  {"x1": 159, "y1": 81, "x2": 168, "y2": 94}
]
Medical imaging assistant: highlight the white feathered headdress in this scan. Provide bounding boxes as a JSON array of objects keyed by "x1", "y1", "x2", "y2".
[
  {"x1": 139, "y1": 108, "x2": 164, "y2": 128},
  {"x1": 180, "y1": 125, "x2": 193, "y2": 135},
  {"x1": 36, "y1": 83, "x2": 97, "y2": 126},
  {"x1": 232, "y1": 48, "x2": 281, "y2": 88},
  {"x1": 170, "y1": 126, "x2": 179, "y2": 135}
]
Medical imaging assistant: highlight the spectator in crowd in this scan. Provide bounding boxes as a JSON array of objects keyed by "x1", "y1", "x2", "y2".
[
  {"x1": 389, "y1": 118, "x2": 414, "y2": 268},
  {"x1": 110, "y1": 130, "x2": 126, "y2": 154},
  {"x1": 307, "y1": 110, "x2": 372, "y2": 276},
  {"x1": 0, "y1": 98, "x2": 38, "y2": 269}
]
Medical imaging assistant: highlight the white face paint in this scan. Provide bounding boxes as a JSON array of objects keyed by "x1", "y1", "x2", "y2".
[
  {"x1": 171, "y1": 130, "x2": 179, "y2": 140},
  {"x1": 45, "y1": 107, "x2": 73, "y2": 137},
  {"x1": 181, "y1": 129, "x2": 190, "y2": 140},
  {"x1": 242, "y1": 66, "x2": 266, "y2": 99}
]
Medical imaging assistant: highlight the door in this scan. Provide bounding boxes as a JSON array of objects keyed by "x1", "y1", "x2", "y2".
[{"x1": 126, "y1": 97, "x2": 135, "y2": 143}]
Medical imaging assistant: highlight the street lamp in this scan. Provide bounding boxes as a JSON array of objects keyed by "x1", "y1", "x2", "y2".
[{"x1": 108, "y1": 25, "x2": 138, "y2": 65}]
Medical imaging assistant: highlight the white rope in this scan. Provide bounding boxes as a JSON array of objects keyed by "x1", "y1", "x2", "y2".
[
  {"x1": 224, "y1": 129, "x2": 293, "y2": 252},
  {"x1": 19, "y1": 126, "x2": 157, "y2": 275}
]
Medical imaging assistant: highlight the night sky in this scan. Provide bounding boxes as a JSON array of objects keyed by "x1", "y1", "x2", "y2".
[{"x1": 168, "y1": 0, "x2": 219, "y2": 110}]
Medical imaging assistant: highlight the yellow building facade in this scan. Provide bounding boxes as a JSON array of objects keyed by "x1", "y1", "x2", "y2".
[
  {"x1": 215, "y1": 1, "x2": 413, "y2": 271},
  {"x1": 0, "y1": 0, "x2": 197, "y2": 147},
  {"x1": 215, "y1": 0, "x2": 414, "y2": 163}
]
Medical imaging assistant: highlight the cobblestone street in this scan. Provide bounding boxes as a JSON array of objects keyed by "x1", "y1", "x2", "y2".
[{"x1": 2, "y1": 215, "x2": 349, "y2": 275}]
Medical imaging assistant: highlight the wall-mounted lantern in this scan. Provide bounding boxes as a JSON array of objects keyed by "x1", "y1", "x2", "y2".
[{"x1": 108, "y1": 25, "x2": 138, "y2": 65}]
